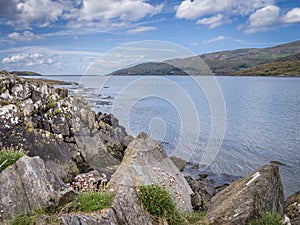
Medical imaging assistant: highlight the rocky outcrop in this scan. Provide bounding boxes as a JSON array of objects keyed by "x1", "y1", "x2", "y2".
[
  {"x1": 205, "y1": 164, "x2": 285, "y2": 225},
  {"x1": 0, "y1": 156, "x2": 64, "y2": 223},
  {"x1": 285, "y1": 190, "x2": 300, "y2": 224},
  {"x1": 0, "y1": 72, "x2": 132, "y2": 182},
  {"x1": 109, "y1": 132, "x2": 193, "y2": 211}
]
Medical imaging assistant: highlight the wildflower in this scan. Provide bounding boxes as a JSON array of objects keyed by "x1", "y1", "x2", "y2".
[
  {"x1": 88, "y1": 177, "x2": 96, "y2": 183},
  {"x1": 109, "y1": 188, "x2": 114, "y2": 192}
]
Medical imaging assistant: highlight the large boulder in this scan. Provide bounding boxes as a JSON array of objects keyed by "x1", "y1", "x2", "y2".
[
  {"x1": 205, "y1": 164, "x2": 285, "y2": 225},
  {"x1": 109, "y1": 132, "x2": 193, "y2": 212},
  {"x1": 0, "y1": 156, "x2": 64, "y2": 224}
]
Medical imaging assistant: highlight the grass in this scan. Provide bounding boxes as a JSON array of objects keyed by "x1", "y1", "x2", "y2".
[
  {"x1": 250, "y1": 212, "x2": 283, "y2": 225},
  {"x1": 10, "y1": 208, "x2": 60, "y2": 225},
  {"x1": 11, "y1": 214, "x2": 32, "y2": 225},
  {"x1": 138, "y1": 184, "x2": 186, "y2": 225},
  {"x1": 185, "y1": 211, "x2": 206, "y2": 225},
  {"x1": 74, "y1": 191, "x2": 114, "y2": 212},
  {"x1": 0, "y1": 147, "x2": 26, "y2": 173}
]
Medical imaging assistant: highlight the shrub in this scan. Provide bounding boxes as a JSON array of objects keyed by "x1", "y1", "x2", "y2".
[
  {"x1": 138, "y1": 184, "x2": 186, "y2": 225},
  {"x1": 0, "y1": 146, "x2": 26, "y2": 172},
  {"x1": 250, "y1": 212, "x2": 283, "y2": 225}
]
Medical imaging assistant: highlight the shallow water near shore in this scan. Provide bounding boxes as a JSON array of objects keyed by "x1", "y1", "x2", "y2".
[{"x1": 34, "y1": 75, "x2": 300, "y2": 197}]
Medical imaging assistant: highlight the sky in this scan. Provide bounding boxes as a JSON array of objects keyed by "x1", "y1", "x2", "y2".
[{"x1": 0, "y1": 0, "x2": 300, "y2": 75}]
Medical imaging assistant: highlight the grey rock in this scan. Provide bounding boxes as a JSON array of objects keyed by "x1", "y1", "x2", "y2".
[
  {"x1": 206, "y1": 164, "x2": 285, "y2": 225},
  {"x1": 109, "y1": 132, "x2": 193, "y2": 212},
  {"x1": 111, "y1": 186, "x2": 154, "y2": 225},
  {"x1": 60, "y1": 208, "x2": 119, "y2": 225},
  {"x1": 0, "y1": 156, "x2": 63, "y2": 223},
  {"x1": 285, "y1": 190, "x2": 300, "y2": 225}
]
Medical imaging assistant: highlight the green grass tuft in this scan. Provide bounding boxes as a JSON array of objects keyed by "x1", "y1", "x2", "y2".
[
  {"x1": 75, "y1": 191, "x2": 114, "y2": 212},
  {"x1": 138, "y1": 184, "x2": 186, "y2": 225},
  {"x1": 11, "y1": 213, "x2": 32, "y2": 225},
  {"x1": 250, "y1": 212, "x2": 282, "y2": 225},
  {"x1": 0, "y1": 147, "x2": 26, "y2": 172}
]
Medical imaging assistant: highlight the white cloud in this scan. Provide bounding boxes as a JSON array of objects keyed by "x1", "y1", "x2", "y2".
[
  {"x1": 3, "y1": 0, "x2": 68, "y2": 29},
  {"x1": 196, "y1": 14, "x2": 227, "y2": 28},
  {"x1": 8, "y1": 31, "x2": 41, "y2": 41},
  {"x1": 175, "y1": 0, "x2": 274, "y2": 20},
  {"x1": 127, "y1": 26, "x2": 157, "y2": 34},
  {"x1": 1, "y1": 0, "x2": 162, "y2": 30},
  {"x1": 2, "y1": 53, "x2": 54, "y2": 66},
  {"x1": 245, "y1": 6, "x2": 300, "y2": 33},
  {"x1": 203, "y1": 35, "x2": 226, "y2": 44},
  {"x1": 66, "y1": 0, "x2": 163, "y2": 29},
  {"x1": 282, "y1": 8, "x2": 300, "y2": 24}
]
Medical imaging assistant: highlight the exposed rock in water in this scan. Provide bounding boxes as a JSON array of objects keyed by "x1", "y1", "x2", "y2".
[
  {"x1": 109, "y1": 132, "x2": 193, "y2": 212},
  {"x1": 185, "y1": 175, "x2": 216, "y2": 211},
  {"x1": 205, "y1": 164, "x2": 285, "y2": 225},
  {"x1": 0, "y1": 156, "x2": 64, "y2": 223},
  {"x1": 285, "y1": 190, "x2": 300, "y2": 225},
  {"x1": 170, "y1": 156, "x2": 187, "y2": 172}
]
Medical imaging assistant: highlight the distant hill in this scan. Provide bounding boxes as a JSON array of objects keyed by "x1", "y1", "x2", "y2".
[
  {"x1": 10, "y1": 71, "x2": 42, "y2": 76},
  {"x1": 111, "y1": 40, "x2": 300, "y2": 76}
]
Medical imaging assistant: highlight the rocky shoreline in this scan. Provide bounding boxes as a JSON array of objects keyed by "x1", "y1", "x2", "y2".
[{"x1": 0, "y1": 71, "x2": 299, "y2": 224}]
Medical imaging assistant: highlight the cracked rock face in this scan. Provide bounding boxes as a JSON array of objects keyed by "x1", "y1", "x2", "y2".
[
  {"x1": 0, "y1": 156, "x2": 63, "y2": 223},
  {"x1": 205, "y1": 164, "x2": 285, "y2": 225}
]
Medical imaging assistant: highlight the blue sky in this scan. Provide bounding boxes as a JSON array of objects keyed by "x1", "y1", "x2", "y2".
[{"x1": 0, "y1": 0, "x2": 300, "y2": 75}]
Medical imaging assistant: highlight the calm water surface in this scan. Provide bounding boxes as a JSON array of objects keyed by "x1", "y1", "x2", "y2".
[{"x1": 40, "y1": 75, "x2": 300, "y2": 197}]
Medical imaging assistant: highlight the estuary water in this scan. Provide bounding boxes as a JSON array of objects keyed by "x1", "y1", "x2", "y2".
[{"x1": 38, "y1": 75, "x2": 300, "y2": 197}]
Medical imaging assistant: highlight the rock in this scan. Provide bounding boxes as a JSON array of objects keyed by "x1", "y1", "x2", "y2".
[
  {"x1": 73, "y1": 98, "x2": 133, "y2": 177},
  {"x1": 111, "y1": 186, "x2": 154, "y2": 225},
  {"x1": 170, "y1": 156, "x2": 187, "y2": 172},
  {"x1": 109, "y1": 132, "x2": 193, "y2": 212},
  {"x1": 185, "y1": 175, "x2": 216, "y2": 210},
  {"x1": 0, "y1": 156, "x2": 63, "y2": 223},
  {"x1": 60, "y1": 208, "x2": 119, "y2": 225},
  {"x1": 205, "y1": 164, "x2": 285, "y2": 225},
  {"x1": 285, "y1": 190, "x2": 300, "y2": 225}
]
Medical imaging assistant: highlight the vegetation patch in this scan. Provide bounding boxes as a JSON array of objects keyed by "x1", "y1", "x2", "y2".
[
  {"x1": 10, "y1": 208, "x2": 60, "y2": 225},
  {"x1": 250, "y1": 212, "x2": 283, "y2": 225},
  {"x1": 0, "y1": 147, "x2": 26, "y2": 173},
  {"x1": 185, "y1": 211, "x2": 206, "y2": 225},
  {"x1": 137, "y1": 184, "x2": 186, "y2": 225},
  {"x1": 68, "y1": 173, "x2": 114, "y2": 212}
]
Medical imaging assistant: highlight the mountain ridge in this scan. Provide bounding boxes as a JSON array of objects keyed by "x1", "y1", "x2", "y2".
[{"x1": 111, "y1": 40, "x2": 300, "y2": 76}]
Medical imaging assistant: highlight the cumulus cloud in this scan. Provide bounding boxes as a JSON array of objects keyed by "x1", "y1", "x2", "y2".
[
  {"x1": 196, "y1": 14, "x2": 227, "y2": 28},
  {"x1": 2, "y1": 53, "x2": 54, "y2": 66},
  {"x1": 127, "y1": 26, "x2": 157, "y2": 34},
  {"x1": 203, "y1": 35, "x2": 226, "y2": 44},
  {"x1": 65, "y1": 0, "x2": 163, "y2": 29},
  {"x1": 2, "y1": 0, "x2": 68, "y2": 28},
  {"x1": 8, "y1": 31, "x2": 41, "y2": 41},
  {"x1": 245, "y1": 6, "x2": 300, "y2": 33},
  {"x1": 175, "y1": 0, "x2": 274, "y2": 19},
  {"x1": 282, "y1": 8, "x2": 300, "y2": 24},
  {"x1": 1, "y1": 0, "x2": 162, "y2": 30}
]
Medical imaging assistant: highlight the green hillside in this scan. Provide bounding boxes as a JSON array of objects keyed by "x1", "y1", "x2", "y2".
[{"x1": 111, "y1": 40, "x2": 300, "y2": 76}]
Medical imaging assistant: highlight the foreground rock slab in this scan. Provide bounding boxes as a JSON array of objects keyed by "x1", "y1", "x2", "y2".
[
  {"x1": 0, "y1": 156, "x2": 63, "y2": 223},
  {"x1": 206, "y1": 164, "x2": 285, "y2": 225},
  {"x1": 109, "y1": 132, "x2": 193, "y2": 212}
]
